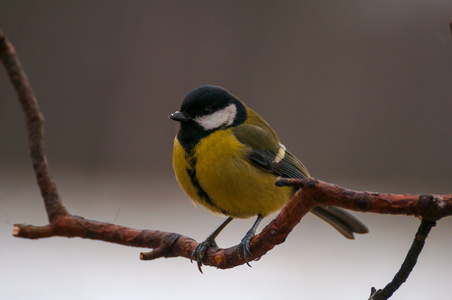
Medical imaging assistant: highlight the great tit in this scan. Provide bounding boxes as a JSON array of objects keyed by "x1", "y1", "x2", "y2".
[{"x1": 170, "y1": 85, "x2": 368, "y2": 271}]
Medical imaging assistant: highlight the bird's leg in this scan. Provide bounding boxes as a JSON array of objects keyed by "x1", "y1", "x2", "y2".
[
  {"x1": 192, "y1": 217, "x2": 233, "y2": 273},
  {"x1": 240, "y1": 214, "x2": 263, "y2": 266}
]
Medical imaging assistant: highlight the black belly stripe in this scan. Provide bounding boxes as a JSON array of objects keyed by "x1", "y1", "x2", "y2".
[
  {"x1": 185, "y1": 151, "x2": 218, "y2": 209},
  {"x1": 182, "y1": 142, "x2": 234, "y2": 217}
]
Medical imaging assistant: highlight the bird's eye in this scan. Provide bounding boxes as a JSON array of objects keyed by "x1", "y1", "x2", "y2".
[{"x1": 201, "y1": 107, "x2": 212, "y2": 115}]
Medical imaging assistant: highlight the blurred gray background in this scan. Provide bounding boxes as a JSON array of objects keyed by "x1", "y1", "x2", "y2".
[{"x1": 1, "y1": 1, "x2": 452, "y2": 299}]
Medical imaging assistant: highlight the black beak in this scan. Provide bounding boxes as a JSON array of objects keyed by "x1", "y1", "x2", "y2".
[{"x1": 169, "y1": 111, "x2": 191, "y2": 122}]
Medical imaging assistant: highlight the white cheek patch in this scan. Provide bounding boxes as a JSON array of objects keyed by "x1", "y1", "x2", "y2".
[{"x1": 195, "y1": 104, "x2": 237, "y2": 130}]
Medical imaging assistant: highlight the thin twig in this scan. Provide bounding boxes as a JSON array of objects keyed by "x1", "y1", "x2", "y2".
[{"x1": 369, "y1": 220, "x2": 436, "y2": 300}]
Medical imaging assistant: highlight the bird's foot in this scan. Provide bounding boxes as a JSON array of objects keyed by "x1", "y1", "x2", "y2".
[
  {"x1": 191, "y1": 236, "x2": 218, "y2": 273},
  {"x1": 239, "y1": 228, "x2": 255, "y2": 267}
]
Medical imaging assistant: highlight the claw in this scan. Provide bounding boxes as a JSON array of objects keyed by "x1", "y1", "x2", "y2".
[
  {"x1": 191, "y1": 217, "x2": 234, "y2": 273},
  {"x1": 191, "y1": 238, "x2": 217, "y2": 273},
  {"x1": 238, "y1": 214, "x2": 263, "y2": 267},
  {"x1": 239, "y1": 232, "x2": 253, "y2": 267}
]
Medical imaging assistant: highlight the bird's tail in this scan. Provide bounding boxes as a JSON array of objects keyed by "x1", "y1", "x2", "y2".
[{"x1": 310, "y1": 206, "x2": 369, "y2": 239}]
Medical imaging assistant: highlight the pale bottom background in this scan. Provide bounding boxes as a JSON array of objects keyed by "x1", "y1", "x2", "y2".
[{"x1": 1, "y1": 167, "x2": 451, "y2": 300}]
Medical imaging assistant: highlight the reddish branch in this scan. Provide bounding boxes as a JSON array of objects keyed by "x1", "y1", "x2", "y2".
[
  {"x1": 276, "y1": 178, "x2": 452, "y2": 221},
  {"x1": 0, "y1": 29, "x2": 68, "y2": 223},
  {"x1": 2, "y1": 27, "x2": 452, "y2": 299},
  {"x1": 10, "y1": 177, "x2": 452, "y2": 270},
  {"x1": 12, "y1": 184, "x2": 316, "y2": 268}
]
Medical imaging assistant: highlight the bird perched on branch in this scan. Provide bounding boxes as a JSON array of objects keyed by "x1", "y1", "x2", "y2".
[{"x1": 170, "y1": 85, "x2": 368, "y2": 272}]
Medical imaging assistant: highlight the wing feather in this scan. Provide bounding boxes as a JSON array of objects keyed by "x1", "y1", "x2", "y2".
[{"x1": 232, "y1": 123, "x2": 310, "y2": 179}]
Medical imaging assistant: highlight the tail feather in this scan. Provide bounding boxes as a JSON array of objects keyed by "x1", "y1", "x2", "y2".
[{"x1": 311, "y1": 206, "x2": 369, "y2": 239}]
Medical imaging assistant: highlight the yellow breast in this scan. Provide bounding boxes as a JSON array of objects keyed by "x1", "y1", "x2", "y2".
[{"x1": 172, "y1": 129, "x2": 294, "y2": 219}]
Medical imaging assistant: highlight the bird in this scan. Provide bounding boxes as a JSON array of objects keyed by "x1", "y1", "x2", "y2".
[{"x1": 169, "y1": 85, "x2": 368, "y2": 272}]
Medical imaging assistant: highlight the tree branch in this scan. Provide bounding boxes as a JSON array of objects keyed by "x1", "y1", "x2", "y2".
[
  {"x1": 276, "y1": 178, "x2": 452, "y2": 221},
  {"x1": 0, "y1": 29, "x2": 68, "y2": 223},
  {"x1": 12, "y1": 185, "x2": 315, "y2": 269}
]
